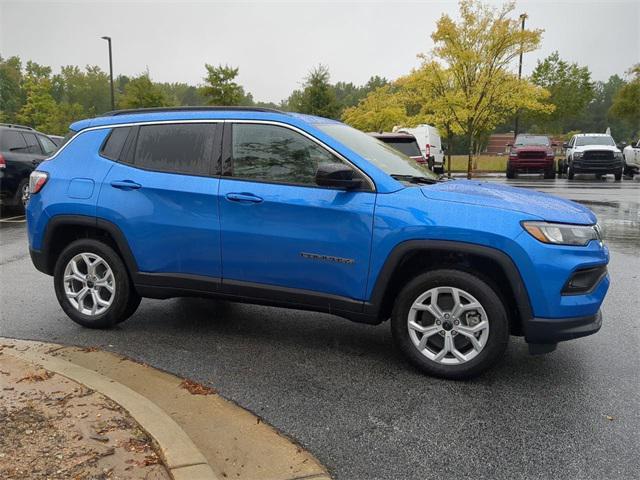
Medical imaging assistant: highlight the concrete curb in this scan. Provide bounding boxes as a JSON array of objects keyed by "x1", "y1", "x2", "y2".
[{"x1": 3, "y1": 339, "x2": 218, "y2": 480}]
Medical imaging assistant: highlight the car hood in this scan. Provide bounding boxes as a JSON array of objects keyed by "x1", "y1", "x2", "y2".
[{"x1": 421, "y1": 180, "x2": 596, "y2": 224}]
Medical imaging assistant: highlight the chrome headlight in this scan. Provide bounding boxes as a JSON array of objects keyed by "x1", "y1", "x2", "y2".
[
  {"x1": 522, "y1": 221, "x2": 602, "y2": 246},
  {"x1": 614, "y1": 152, "x2": 623, "y2": 159},
  {"x1": 573, "y1": 151, "x2": 583, "y2": 159}
]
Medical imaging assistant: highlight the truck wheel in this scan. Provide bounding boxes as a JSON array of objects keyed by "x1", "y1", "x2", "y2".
[
  {"x1": 614, "y1": 169, "x2": 622, "y2": 181},
  {"x1": 544, "y1": 168, "x2": 555, "y2": 179},
  {"x1": 53, "y1": 239, "x2": 140, "y2": 329},
  {"x1": 391, "y1": 269, "x2": 509, "y2": 379},
  {"x1": 506, "y1": 166, "x2": 515, "y2": 179},
  {"x1": 567, "y1": 165, "x2": 575, "y2": 180}
]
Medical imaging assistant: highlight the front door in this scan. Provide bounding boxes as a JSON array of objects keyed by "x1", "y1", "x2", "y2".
[{"x1": 218, "y1": 122, "x2": 376, "y2": 300}]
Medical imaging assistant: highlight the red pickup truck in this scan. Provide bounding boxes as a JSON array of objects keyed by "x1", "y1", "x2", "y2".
[{"x1": 506, "y1": 134, "x2": 556, "y2": 179}]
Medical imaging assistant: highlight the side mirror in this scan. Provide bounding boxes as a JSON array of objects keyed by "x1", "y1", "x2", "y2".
[
  {"x1": 563, "y1": 142, "x2": 569, "y2": 149},
  {"x1": 551, "y1": 143, "x2": 559, "y2": 147},
  {"x1": 315, "y1": 163, "x2": 363, "y2": 190},
  {"x1": 506, "y1": 143, "x2": 513, "y2": 147}
]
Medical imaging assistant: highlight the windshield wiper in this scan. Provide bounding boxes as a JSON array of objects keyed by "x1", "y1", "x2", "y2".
[{"x1": 390, "y1": 174, "x2": 439, "y2": 185}]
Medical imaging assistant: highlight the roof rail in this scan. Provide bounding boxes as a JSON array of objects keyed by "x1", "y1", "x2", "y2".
[
  {"x1": 101, "y1": 106, "x2": 285, "y2": 117},
  {"x1": 0, "y1": 123, "x2": 35, "y2": 131}
]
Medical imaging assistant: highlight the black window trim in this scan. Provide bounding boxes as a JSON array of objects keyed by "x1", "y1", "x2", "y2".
[
  {"x1": 223, "y1": 120, "x2": 376, "y2": 192},
  {"x1": 102, "y1": 121, "x2": 223, "y2": 178}
]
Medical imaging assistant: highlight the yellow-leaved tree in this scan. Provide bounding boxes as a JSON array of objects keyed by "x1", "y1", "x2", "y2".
[{"x1": 342, "y1": 85, "x2": 407, "y2": 133}]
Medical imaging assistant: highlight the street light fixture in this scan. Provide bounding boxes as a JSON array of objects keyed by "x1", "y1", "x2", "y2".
[{"x1": 101, "y1": 36, "x2": 115, "y2": 111}]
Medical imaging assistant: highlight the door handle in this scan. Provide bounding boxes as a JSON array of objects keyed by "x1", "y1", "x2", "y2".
[
  {"x1": 111, "y1": 180, "x2": 142, "y2": 190},
  {"x1": 225, "y1": 192, "x2": 263, "y2": 203}
]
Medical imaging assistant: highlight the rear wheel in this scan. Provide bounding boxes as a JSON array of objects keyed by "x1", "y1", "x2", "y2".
[
  {"x1": 391, "y1": 269, "x2": 509, "y2": 379},
  {"x1": 54, "y1": 239, "x2": 140, "y2": 329},
  {"x1": 14, "y1": 179, "x2": 30, "y2": 212}
]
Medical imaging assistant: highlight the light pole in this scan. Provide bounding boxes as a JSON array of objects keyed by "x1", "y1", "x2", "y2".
[
  {"x1": 514, "y1": 13, "x2": 527, "y2": 138},
  {"x1": 101, "y1": 36, "x2": 115, "y2": 111}
]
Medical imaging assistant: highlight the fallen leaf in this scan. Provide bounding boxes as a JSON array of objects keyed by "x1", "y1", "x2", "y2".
[{"x1": 179, "y1": 379, "x2": 216, "y2": 396}]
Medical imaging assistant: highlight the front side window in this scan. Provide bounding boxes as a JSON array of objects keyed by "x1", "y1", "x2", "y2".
[
  {"x1": 38, "y1": 135, "x2": 58, "y2": 155},
  {"x1": 21, "y1": 133, "x2": 43, "y2": 154},
  {"x1": 134, "y1": 123, "x2": 216, "y2": 176},
  {"x1": 231, "y1": 123, "x2": 344, "y2": 185}
]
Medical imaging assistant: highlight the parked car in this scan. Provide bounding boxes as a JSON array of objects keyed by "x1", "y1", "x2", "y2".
[
  {"x1": 506, "y1": 134, "x2": 556, "y2": 179},
  {"x1": 622, "y1": 139, "x2": 640, "y2": 176},
  {"x1": 394, "y1": 124, "x2": 445, "y2": 173},
  {"x1": 561, "y1": 133, "x2": 624, "y2": 181},
  {"x1": 368, "y1": 132, "x2": 426, "y2": 165},
  {"x1": 0, "y1": 124, "x2": 59, "y2": 211},
  {"x1": 26, "y1": 107, "x2": 609, "y2": 379}
]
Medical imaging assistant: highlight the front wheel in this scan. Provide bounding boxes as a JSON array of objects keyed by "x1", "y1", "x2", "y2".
[
  {"x1": 54, "y1": 239, "x2": 140, "y2": 329},
  {"x1": 614, "y1": 169, "x2": 622, "y2": 181},
  {"x1": 391, "y1": 269, "x2": 509, "y2": 379},
  {"x1": 567, "y1": 164, "x2": 575, "y2": 180}
]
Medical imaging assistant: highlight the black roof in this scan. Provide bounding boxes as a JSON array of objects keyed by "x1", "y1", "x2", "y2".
[{"x1": 101, "y1": 106, "x2": 284, "y2": 117}]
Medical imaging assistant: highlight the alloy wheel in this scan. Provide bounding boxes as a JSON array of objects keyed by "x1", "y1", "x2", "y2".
[
  {"x1": 407, "y1": 286, "x2": 489, "y2": 365},
  {"x1": 63, "y1": 253, "x2": 115, "y2": 316}
]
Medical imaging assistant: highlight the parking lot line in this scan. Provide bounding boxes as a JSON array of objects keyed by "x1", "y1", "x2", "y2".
[{"x1": 0, "y1": 215, "x2": 26, "y2": 223}]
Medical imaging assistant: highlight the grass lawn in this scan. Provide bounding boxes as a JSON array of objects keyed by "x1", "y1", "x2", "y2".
[{"x1": 445, "y1": 155, "x2": 507, "y2": 172}]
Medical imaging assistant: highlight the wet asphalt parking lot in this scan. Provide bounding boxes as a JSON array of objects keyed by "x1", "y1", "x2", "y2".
[{"x1": 1, "y1": 175, "x2": 639, "y2": 480}]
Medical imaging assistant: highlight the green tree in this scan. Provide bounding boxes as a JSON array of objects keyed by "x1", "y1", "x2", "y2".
[
  {"x1": 529, "y1": 52, "x2": 593, "y2": 133},
  {"x1": 16, "y1": 63, "x2": 60, "y2": 133},
  {"x1": 418, "y1": 0, "x2": 552, "y2": 177},
  {"x1": 200, "y1": 64, "x2": 247, "y2": 106},
  {"x1": 119, "y1": 74, "x2": 171, "y2": 109},
  {"x1": 610, "y1": 65, "x2": 640, "y2": 139},
  {"x1": 286, "y1": 65, "x2": 340, "y2": 118},
  {"x1": 0, "y1": 55, "x2": 24, "y2": 122},
  {"x1": 52, "y1": 65, "x2": 111, "y2": 115}
]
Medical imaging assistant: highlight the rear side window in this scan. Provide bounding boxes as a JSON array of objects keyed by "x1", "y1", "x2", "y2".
[
  {"x1": 21, "y1": 133, "x2": 43, "y2": 154},
  {"x1": 0, "y1": 130, "x2": 28, "y2": 151},
  {"x1": 101, "y1": 127, "x2": 132, "y2": 160},
  {"x1": 134, "y1": 123, "x2": 216, "y2": 176}
]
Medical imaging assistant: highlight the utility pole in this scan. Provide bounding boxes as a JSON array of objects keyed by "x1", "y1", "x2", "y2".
[
  {"x1": 514, "y1": 13, "x2": 527, "y2": 139},
  {"x1": 101, "y1": 36, "x2": 115, "y2": 110}
]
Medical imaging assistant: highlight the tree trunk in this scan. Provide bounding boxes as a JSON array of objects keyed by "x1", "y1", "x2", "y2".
[{"x1": 467, "y1": 133, "x2": 473, "y2": 180}]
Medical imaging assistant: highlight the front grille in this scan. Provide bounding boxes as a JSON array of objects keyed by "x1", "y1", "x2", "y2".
[
  {"x1": 583, "y1": 150, "x2": 613, "y2": 161},
  {"x1": 518, "y1": 151, "x2": 546, "y2": 160}
]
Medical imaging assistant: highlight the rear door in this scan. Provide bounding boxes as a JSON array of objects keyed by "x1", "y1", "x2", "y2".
[
  {"x1": 218, "y1": 121, "x2": 376, "y2": 301},
  {"x1": 97, "y1": 122, "x2": 223, "y2": 279}
]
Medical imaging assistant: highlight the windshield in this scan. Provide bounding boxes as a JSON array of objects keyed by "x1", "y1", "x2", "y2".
[
  {"x1": 379, "y1": 138, "x2": 422, "y2": 157},
  {"x1": 515, "y1": 135, "x2": 550, "y2": 146},
  {"x1": 317, "y1": 124, "x2": 438, "y2": 180},
  {"x1": 576, "y1": 136, "x2": 615, "y2": 147}
]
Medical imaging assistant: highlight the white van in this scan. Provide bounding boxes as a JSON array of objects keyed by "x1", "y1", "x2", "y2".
[{"x1": 394, "y1": 124, "x2": 445, "y2": 173}]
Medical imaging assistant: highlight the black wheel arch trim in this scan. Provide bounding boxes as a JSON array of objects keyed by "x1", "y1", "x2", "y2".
[{"x1": 365, "y1": 239, "x2": 533, "y2": 325}]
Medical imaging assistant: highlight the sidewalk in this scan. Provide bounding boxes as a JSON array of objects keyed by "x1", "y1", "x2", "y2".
[{"x1": 0, "y1": 339, "x2": 331, "y2": 480}]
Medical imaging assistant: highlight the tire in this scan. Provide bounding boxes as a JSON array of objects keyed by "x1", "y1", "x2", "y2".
[
  {"x1": 544, "y1": 168, "x2": 555, "y2": 179},
  {"x1": 567, "y1": 164, "x2": 575, "y2": 180},
  {"x1": 506, "y1": 166, "x2": 515, "y2": 179},
  {"x1": 14, "y1": 179, "x2": 30, "y2": 212},
  {"x1": 390, "y1": 269, "x2": 509, "y2": 379},
  {"x1": 614, "y1": 169, "x2": 622, "y2": 181},
  {"x1": 428, "y1": 158, "x2": 434, "y2": 171},
  {"x1": 53, "y1": 239, "x2": 140, "y2": 329}
]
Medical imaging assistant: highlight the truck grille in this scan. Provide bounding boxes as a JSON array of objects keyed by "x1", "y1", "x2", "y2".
[
  {"x1": 583, "y1": 150, "x2": 613, "y2": 161},
  {"x1": 518, "y1": 151, "x2": 546, "y2": 159}
]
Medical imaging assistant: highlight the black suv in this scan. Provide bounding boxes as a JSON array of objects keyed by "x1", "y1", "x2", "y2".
[{"x1": 0, "y1": 124, "x2": 58, "y2": 211}]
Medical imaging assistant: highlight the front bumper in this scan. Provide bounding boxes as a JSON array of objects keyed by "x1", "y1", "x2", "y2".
[
  {"x1": 525, "y1": 310, "x2": 602, "y2": 345},
  {"x1": 573, "y1": 160, "x2": 622, "y2": 173}
]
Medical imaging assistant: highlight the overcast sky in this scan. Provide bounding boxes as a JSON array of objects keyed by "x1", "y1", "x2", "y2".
[{"x1": 1, "y1": 0, "x2": 638, "y2": 103}]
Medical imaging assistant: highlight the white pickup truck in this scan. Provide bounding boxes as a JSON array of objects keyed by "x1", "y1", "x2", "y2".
[
  {"x1": 561, "y1": 133, "x2": 624, "y2": 181},
  {"x1": 623, "y1": 139, "x2": 640, "y2": 176}
]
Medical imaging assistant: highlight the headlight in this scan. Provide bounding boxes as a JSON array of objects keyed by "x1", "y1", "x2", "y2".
[
  {"x1": 522, "y1": 221, "x2": 602, "y2": 246},
  {"x1": 573, "y1": 152, "x2": 583, "y2": 159},
  {"x1": 614, "y1": 152, "x2": 623, "y2": 159}
]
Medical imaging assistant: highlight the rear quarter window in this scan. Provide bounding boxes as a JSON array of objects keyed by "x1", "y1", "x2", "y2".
[{"x1": 100, "y1": 127, "x2": 132, "y2": 160}]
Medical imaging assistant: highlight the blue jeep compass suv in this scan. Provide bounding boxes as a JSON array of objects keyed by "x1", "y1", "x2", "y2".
[{"x1": 26, "y1": 107, "x2": 610, "y2": 379}]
